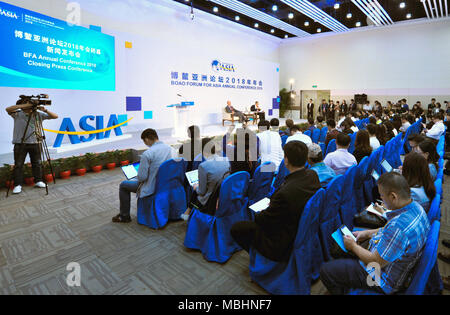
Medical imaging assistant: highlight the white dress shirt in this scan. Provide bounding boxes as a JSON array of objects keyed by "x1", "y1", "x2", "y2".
[
  {"x1": 257, "y1": 130, "x2": 284, "y2": 167},
  {"x1": 370, "y1": 136, "x2": 381, "y2": 150},
  {"x1": 286, "y1": 132, "x2": 312, "y2": 145},
  {"x1": 426, "y1": 121, "x2": 445, "y2": 140},
  {"x1": 323, "y1": 148, "x2": 357, "y2": 175}
]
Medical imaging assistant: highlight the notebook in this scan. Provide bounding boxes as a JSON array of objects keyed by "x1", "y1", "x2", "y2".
[
  {"x1": 185, "y1": 170, "x2": 199, "y2": 187},
  {"x1": 121, "y1": 162, "x2": 140, "y2": 180},
  {"x1": 249, "y1": 197, "x2": 270, "y2": 212}
]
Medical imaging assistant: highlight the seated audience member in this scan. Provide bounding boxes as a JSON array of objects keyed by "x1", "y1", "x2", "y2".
[
  {"x1": 352, "y1": 130, "x2": 372, "y2": 164},
  {"x1": 367, "y1": 123, "x2": 381, "y2": 150},
  {"x1": 230, "y1": 141, "x2": 321, "y2": 262},
  {"x1": 270, "y1": 118, "x2": 280, "y2": 132},
  {"x1": 282, "y1": 119, "x2": 295, "y2": 136},
  {"x1": 383, "y1": 121, "x2": 396, "y2": 140},
  {"x1": 316, "y1": 116, "x2": 326, "y2": 129},
  {"x1": 416, "y1": 140, "x2": 439, "y2": 181},
  {"x1": 376, "y1": 123, "x2": 388, "y2": 145},
  {"x1": 257, "y1": 120, "x2": 284, "y2": 167},
  {"x1": 345, "y1": 117, "x2": 359, "y2": 133},
  {"x1": 308, "y1": 143, "x2": 336, "y2": 187},
  {"x1": 399, "y1": 115, "x2": 411, "y2": 132},
  {"x1": 230, "y1": 130, "x2": 259, "y2": 177},
  {"x1": 423, "y1": 113, "x2": 445, "y2": 142},
  {"x1": 402, "y1": 152, "x2": 436, "y2": 212},
  {"x1": 325, "y1": 119, "x2": 340, "y2": 148},
  {"x1": 286, "y1": 125, "x2": 312, "y2": 145},
  {"x1": 324, "y1": 133, "x2": 357, "y2": 175},
  {"x1": 113, "y1": 129, "x2": 174, "y2": 223},
  {"x1": 337, "y1": 112, "x2": 346, "y2": 128},
  {"x1": 320, "y1": 172, "x2": 430, "y2": 295},
  {"x1": 179, "y1": 125, "x2": 202, "y2": 172},
  {"x1": 408, "y1": 133, "x2": 425, "y2": 152},
  {"x1": 181, "y1": 138, "x2": 231, "y2": 220},
  {"x1": 392, "y1": 116, "x2": 402, "y2": 134},
  {"x1": 340, "y1": 120, "x2": 354, "y2": 135},
  {"x1": 307, "y1": 117, "x2": 316, "y2": 133}
]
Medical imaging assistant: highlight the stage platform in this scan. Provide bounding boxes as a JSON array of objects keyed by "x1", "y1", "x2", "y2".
[{"x1": 0, "y1": 118, "x2": 306, "y2": 165}]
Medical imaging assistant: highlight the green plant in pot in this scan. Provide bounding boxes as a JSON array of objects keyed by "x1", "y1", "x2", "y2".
[
  {"x1": 0, "y1": 164, "x2": 12, "y2": 188},
  {"x1": 58, "y1": 158, "x2": 71, "y2": 179},
  {"x1": 119, "y1": 149, "x2": 131, "y2": 166},
  {"x1": 73, "y1": 155, "x2": 87, "y2": 176},
  {"x1": 23, "y1": 163, "x2": 34, "y2": 186},
  {"x1": 103, "y1": 151, "x2": 117, "y2": 170},
  {"x1": 85, "y1": 153, "x2": 102, "y2": 173},
  {"x1": 42, "y1": 160, "x2": 55, "y2": 183}
]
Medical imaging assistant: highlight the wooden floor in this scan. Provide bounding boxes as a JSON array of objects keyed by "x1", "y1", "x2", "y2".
[{"x1": 0, "y1": 167, "x2": 447, "y2": 295}]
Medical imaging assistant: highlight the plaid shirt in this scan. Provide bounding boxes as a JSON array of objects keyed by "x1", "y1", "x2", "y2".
[{"x1": 362, "y1": 201, "x2": 430, "y2": 294}]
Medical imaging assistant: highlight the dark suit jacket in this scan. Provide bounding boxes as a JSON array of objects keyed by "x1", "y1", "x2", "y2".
[
  {"x1": 307, "y1": 103, "x2": 314, "y2": 112},
  {"x1": 253, "y1": 168, "x2": 321, "y2": 262}
]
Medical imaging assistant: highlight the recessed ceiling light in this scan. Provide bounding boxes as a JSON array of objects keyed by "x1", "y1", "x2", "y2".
[
  {"x1": 213, "y1": 7, "x2": 218, "y2": 13},
  {"x1": 406, "y1": 13, "x2": 412, "y2": 19},
  {"x1": 254, "y1": 23, "x2": 259, "y2": 28},
  {"x1": 356, "y1": 21, "x2": 361, "y2": 27},
  {"x1": 346, "y1": 12, "x2": 352, "y2": 19},
  {"x1": 270, "y1": 29, "x2": 275, "y2": 33},
  {"x1": 317, "y1": 28, "x2": 322, "y2": 33},
  {"x1": 272, "y1": 5, "x2": 278, "y2": 12},
  {"x1": 334, "y1": 3, "x2": 340, "y2": 9},
  {"x1": 235, "y1": 15, "x2": 240, "y2": 21},
  {"x1": 288, "y1": 13, "x2": 294, "y2": 19},
  {"x1": 399, "y1": 2, "x2": 406, "y2": 9},
  {"x1": 304, "y1": 21, "x2": 310, "y2": 26},
  {"x1": 285, "y1": 34, "x2": 289, "y2": 38}
]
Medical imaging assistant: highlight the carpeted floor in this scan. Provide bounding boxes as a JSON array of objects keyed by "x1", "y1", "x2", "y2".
[{"x1": 0, "y1": 167, "x2": 447, "y2": 295}]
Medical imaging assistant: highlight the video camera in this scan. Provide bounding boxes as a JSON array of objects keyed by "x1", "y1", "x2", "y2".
[{"x1": 19, "y1": 94, "x2": 52, "y2": 107}]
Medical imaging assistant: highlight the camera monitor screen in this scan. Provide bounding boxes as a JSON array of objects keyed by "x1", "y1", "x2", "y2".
[{"x1": 0, "y1": 1, "x2": 115, "y2": 91}]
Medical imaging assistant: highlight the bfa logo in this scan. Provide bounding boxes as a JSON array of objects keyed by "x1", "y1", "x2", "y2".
[
  {"x1": 0, "y1": 7, "x2": 19, "y2": 19},
  {"x1": 211, "y1": 60, "x2": 236, "y2": 72},
  {"x1": 44, "y1": 114, "x2": 133, "y2": 148}
]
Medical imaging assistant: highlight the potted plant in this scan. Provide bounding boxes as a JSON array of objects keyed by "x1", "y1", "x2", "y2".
[
  {"x1": 103, "y1": 151, "x2": 116, "y2": 170},
  {"x1": 58, "y1": 158, "x2": 72, "y2": 179},
  {"x1": 23, "y1": 163, "x2": 34, "y2": 186},
  {"x1": 118, "y1": 149, "x2": 131, "y2": 166},
  {"x1": 73, "y1": 155, "x2": 87, "y2": 176},
  {"x1": 85, "y1": 153, "x2": 102, "y2": 173},
  {"x1": 42, "y1": 160, "x2": 55, "y2": 183},
  {"x1": 0, "y1": 164, "x2": 12, "y2": 188}
]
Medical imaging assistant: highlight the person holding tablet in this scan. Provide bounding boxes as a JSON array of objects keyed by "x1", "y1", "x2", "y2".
[{"x1": 112, "y1": 129, "x2": 174, "y2": 223}]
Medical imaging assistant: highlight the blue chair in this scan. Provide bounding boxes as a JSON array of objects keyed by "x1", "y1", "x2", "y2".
[
  {"x1": 269, "y1": 160, "x2": 289, "y2": 196},
  {"x1": 248, "y1": 189, "x2": 325, "y2": 295},
  {"x1": 184, "y1": 171, "x2": 250, "y2": 263},
  {"x1": 248, "y1": 162, "x2": 276, "y2": 206},
  {"x1": 304, "y1": 130, "x2": 312, "y2": 137},
  {"x1": 427, "y1": 194, "x2": 441, "y2": 223},
  {"x1": 319, "y1": 175, "x2": 344, "y2": 262},
  {"x1": 137, "y1": 158, "x2": 187, "y2": 229},
  {"x1": 348, "y1": 132, "x2": 356, "y2": 154},
  {"x1": 325, "y1": 139, "x2": 336, "y2": 156},
  {"x1": 363, "y1": 146, "x2": 384, "y2": 206},
  {"x1": 339, "y1": 165, "x2": 358, "y2": 229},
  {"x1": 192, "y1": 154, "x2": 205, "y2": 170},
  {"x1": 281, "y1": 135, "x2": 289, "y2": 148},
  {"x1": 319, "y1": 127, "x2": 328, "y2": 143},
  {"x1": 434, "y1": 178, "x2": 442, "y2": 196},
  {"x1": 349, "y1": 220, "x2": 440, "y2": 295},
  {"x1": 311, "y1": 128, "x2": 321, "y2": 144},
  {"x1": 354, "y1": 156, "x2": 370, "y2": 212}
]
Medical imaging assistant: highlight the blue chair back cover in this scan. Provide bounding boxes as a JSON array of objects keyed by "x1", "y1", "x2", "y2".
[
  {"x1": 354, "y1": 156, "x2": 370, "y2": 211},
  {"x1": 248, "y1": 189, "x2": 325, "y2": 295},
  {"x1": 339, "y1": 165, "x2": 358, "y2": 229},
  {"x1": 406, "y1": 221, "x2": 440, "y2": 295},
  {"x1": 348, "y1": 132, "x2": 356, "y2": 154},
  {"x1": 427, "y1": 194, "x2": 441, "y2": 223},
  {"x1": 183, "y1": 171, "x2": 250, "y2": 263},
  {"x1": 281, "y1": 135, "x2": 289, "y2": 148},
  {"x1": 325, "y1": 139, "x2": 337, "y2": 156},
  {"x1": 434, "y1": 178, "x2": 443, "y2": 196},
  {"x1": 270, "y1": 160, "x2": 290, "y2": 196},
  {"x1": 311, "y1": 128, "x2": 321, "y2": 143},
  {"x1": 363, "y1": 146, "x2": 384, "y2": 206},
  {"x1": 319, "y1": 175, "x2": 344, "y2": 262},
  {"x1": 319, "y1": 127, "x2": 328, "y2": 143},
  {"x1": 304, "y1": 130, "x2": 312, "y2": 137},
  {"x1": 248, "y1": 162, "x2": 276, "y2": 205},
  {"x1": 137, "y1": 158, "x2": 187, "y2": 229}
]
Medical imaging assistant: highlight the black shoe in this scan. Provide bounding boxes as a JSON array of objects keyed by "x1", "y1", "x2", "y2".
[
  {"x1": 112, "y1": 214, "x2": 131, "y2": 223},
  {"x1": 438, "y1": 252, "x2": 450, "y2": 264},
  {"x1": 442, "y1": 239, "x2": 450, "y2": 249}
]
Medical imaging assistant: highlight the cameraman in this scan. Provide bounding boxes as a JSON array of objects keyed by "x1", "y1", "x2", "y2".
[{"x1": 5, "y1": 99, "x2": 58, "y2": 194}]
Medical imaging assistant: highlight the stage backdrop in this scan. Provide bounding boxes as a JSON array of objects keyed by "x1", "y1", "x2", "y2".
[{"x1": 0, "y1": 0, "x2": 280, "y2": 156}]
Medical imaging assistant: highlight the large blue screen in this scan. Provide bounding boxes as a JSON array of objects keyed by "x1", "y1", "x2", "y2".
[{"x1": 0, "y1": 1, "x2": 115, "y2": 91}]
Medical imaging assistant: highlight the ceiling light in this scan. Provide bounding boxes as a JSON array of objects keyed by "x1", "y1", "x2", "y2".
[
  {"x1": 355, "y1": 21, "x2": 361, "y2": 27},
  {"x1": 254, "y1": 23, "x2": 259, "y2": 28},
  {"x1": 406, "y1": 13, "x2": 412, "y2": 19},
  {"x1": 285, "y1": 34, "x2": 289, "y2": 38},
  {"x1": 399, "y1": 2, "x2": 406, "y2": 9},
  {"x1": 235, "y1": 15, "x2": 240, "y2": 21},
  {"x1": 346, "y1": 12, "x2": 352, "y2": 19},
  {"x1": 304, "y1": 21, "x2": 310, "y2": 26},
  {"x1": 351, "y1": 0, "x2": 393, "y2": 26},
  {"x1": 334, "y1": 3, "x2": 340, "y2": 9},
  {"x1": 213, "y1": 6, "x2": 219, "y2": 13},
  {"x1": 288, "y1": 12, "x2": 294, "y2": 19},
  {"x1": 317, "y1": 28, "x2": 321, "y2": 32},
  {"x1": 272, "y1": 5, "x2": 278, "y2": 12},
  {"x1": 270, "y1": 28, "x2": 275, "y2": 33}
]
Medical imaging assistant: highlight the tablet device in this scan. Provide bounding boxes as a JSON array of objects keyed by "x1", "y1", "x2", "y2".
[
  {"x1": 121, "y1": 162, "x2": 140, "y2": 180},
  {"x1": 380, "y1": 159, "x2": 393, "y2": 173},
  {"x1": 371, "y1": 170, "x2": 380, "y2": 181},
  {"x1": 185, "y1": 170, "x2": 199, "y2": 187}
]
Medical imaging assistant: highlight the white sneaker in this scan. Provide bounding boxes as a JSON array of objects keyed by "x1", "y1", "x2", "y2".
[
  {"x1": 35, "y1": 181, "x2": 46, "y2": 188},
  {"x1": 12, "y1": 185, "x2": 22, "y2": 194}
]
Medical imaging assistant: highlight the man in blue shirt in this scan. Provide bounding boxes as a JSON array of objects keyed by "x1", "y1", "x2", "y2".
[
  {"x1": 112, "y1": 129, "x2": 174, "y2": 223},
  {"x1": 320, "y1": 172, "x2": 430, "y2": 294},
  {"x1": 307, "y1": 143, "x2": 336, "y2": 188}
]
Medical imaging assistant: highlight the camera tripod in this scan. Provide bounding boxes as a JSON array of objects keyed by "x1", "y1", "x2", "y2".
[{"x1": 6, "y1": 106, "x2": 55, "y2": 197}]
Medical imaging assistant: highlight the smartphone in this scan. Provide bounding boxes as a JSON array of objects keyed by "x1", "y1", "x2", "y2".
[
  {"x1": 371, "y1": 169, "x2": 380, "y2": 181},
  {"x1": 380, "y1": 159, "x2": 393, "y2": 173},
  {"x1": 340, "y1": 225, "x2": 357, "y2": 241}
]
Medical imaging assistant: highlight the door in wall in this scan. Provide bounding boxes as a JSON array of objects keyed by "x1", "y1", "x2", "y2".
[{"x1": 300, "y1": 90, "x2": 330, "y2": 120}]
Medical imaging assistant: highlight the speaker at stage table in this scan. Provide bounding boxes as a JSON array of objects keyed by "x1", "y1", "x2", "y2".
[
  {"x1": 224, "y1": 100, "x2": 246, "y2": 123},
  {"x1": 250, "y1": 101, "x2": 265, "y2": 123}
]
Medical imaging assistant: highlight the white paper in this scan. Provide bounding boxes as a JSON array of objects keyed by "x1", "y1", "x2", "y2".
[
  {"x1": 122, "y1": 165, "x2": 138, "y2": 180},
  {"x1": 249, "y1": 198, "x2": 270, "y2": 212},
  {"x1": 340, "y1": 226, "x2": 357, "y2": 241},
  {"x1": 366, "y1": 204, "x2": 383, "y2": 217},
  {"x1": 381, "y1": 160, "x2": 393, "y2": 173},
  {"x1": 185, "y1": 170, "x2": 199, "y2": 187}
]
